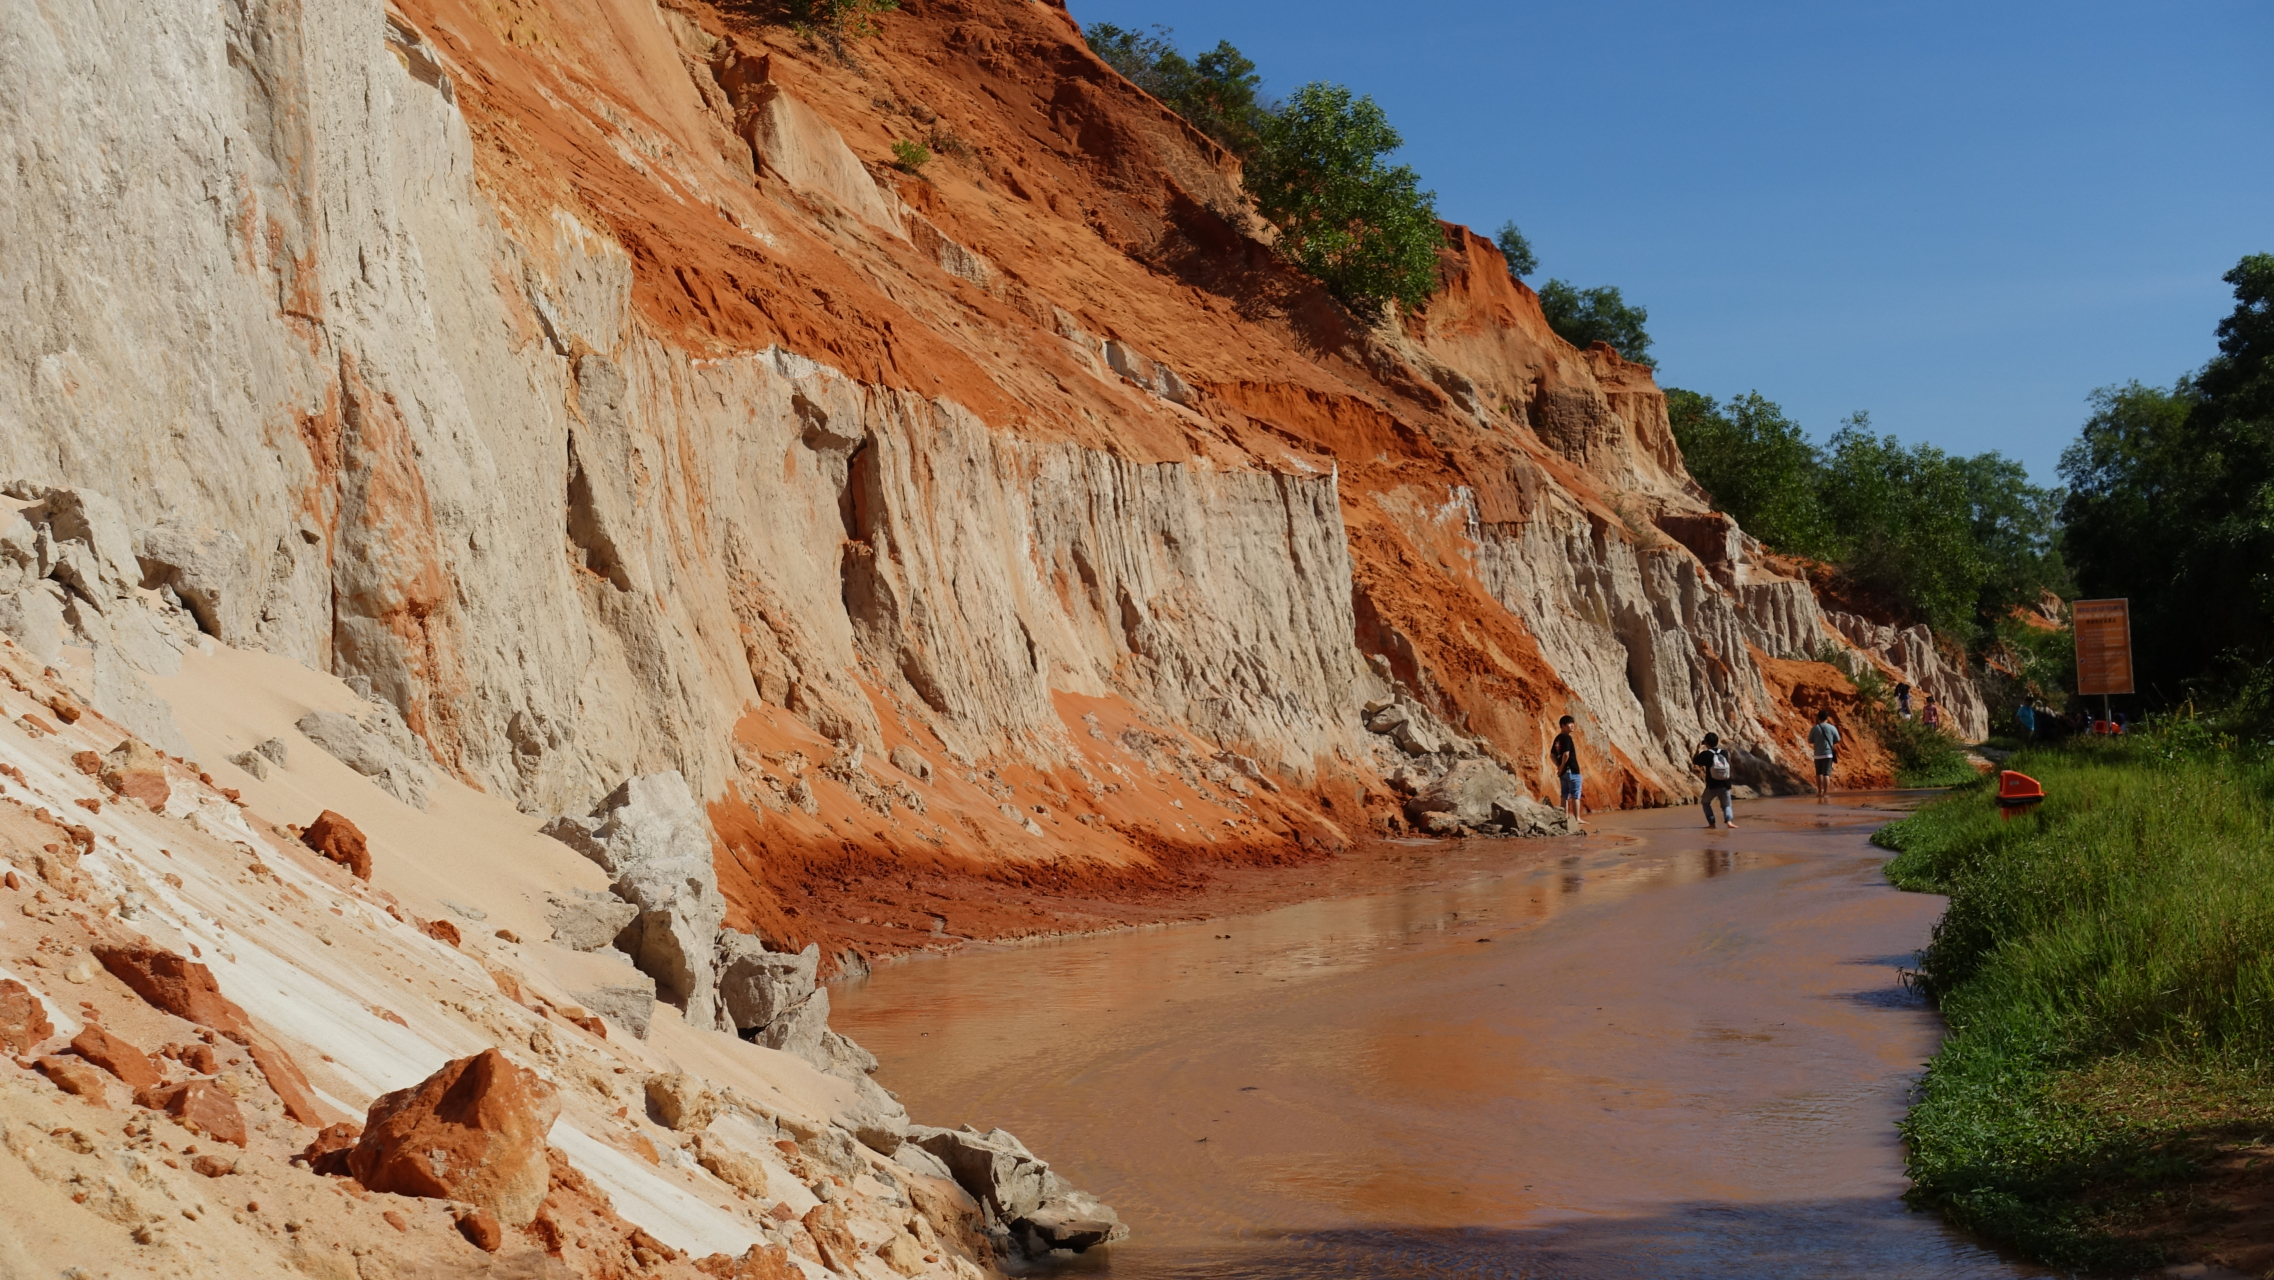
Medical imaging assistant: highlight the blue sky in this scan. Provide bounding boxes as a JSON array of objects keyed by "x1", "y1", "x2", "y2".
[{"x1": 1067, "y1": 0, "x2": 2274, "y2": 481}]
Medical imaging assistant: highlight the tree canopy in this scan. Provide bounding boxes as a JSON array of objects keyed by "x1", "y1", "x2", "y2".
[
  {"x1": 1084, "y1": 24, "x2": 1267, "y2": 157},
  {"x1": 2060, "y1": 254, "x2": 2274, "y2": 698},
  {"x1": 1539, "y1": 280, "x2": 1653, "y2": 366},
  {"x1": 1494, "y1": 222, "x2": 1538, "y2": 279},
  {"x1": 1085, "y1": 25, "x2": 1442, "y2": 313},
  {"x1": 1669, "y1": 393, "x2": 2066, "y2": 647},
  {"x1": 1245, "y1": 83, "x2": 1442, "y2": 313}
]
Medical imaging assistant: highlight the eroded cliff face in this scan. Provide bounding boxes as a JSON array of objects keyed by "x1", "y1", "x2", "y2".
[{"x1": 0, "y1": 0, "x2": 1976, "y2": 958}]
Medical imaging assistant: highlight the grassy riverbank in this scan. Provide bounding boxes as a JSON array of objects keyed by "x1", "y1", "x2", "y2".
[{"x1": 1875, "y1": 726, "x2": 2274, "y2": 1273}]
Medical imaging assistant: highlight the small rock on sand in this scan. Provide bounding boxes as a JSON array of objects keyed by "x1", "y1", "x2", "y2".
[
  {"x1": 100, "y1": 738, "x2": 169, "y2": 811},
  {"x1": 299, "y1": 809, "x2": 372, "y2": 880},
  {"x1": 0, "y1": 978, "x2": 55, "y2": 1054}
]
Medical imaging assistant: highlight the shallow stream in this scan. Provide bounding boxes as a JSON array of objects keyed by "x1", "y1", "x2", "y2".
[{"x1": 832, "y1": 796, "x2": 2042, "y2": 1279}]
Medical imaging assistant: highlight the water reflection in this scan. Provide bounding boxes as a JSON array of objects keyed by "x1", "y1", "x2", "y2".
[{"x1": 834, "y1": 799, "x2": 2032, "y2": 1279}]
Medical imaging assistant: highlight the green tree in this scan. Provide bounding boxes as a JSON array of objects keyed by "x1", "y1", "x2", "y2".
[
  {"x1": 1666, "y1": 389, "x2": 1835, "y2": 557},
  {"x1": 1493, "y1": 221, "x2": 1538, "y2": 279},
  {"x1": 1084, "y1": 24, "x2": 1267, "y2": 156},
  {"x1": 2061, "y1": 252, "x2": 2274, "y2": 696},
  {"x1": 1815, "y1": 418, "x2": 2063, "y2": 646},
  {"x1": 1670, "y1": 389, "x2": 2066, "y2": 647},
  {"x1": 1245, "y1": 83, "x2": 1442, "y2": 313},
  {"x1": 1538, "y1": 279, "x2": 1653, "y2": 366}
]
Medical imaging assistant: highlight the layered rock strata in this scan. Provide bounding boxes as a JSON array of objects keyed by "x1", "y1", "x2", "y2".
[{"x1": 0, "y1": 0, "x2": 1985, "y2": 952}]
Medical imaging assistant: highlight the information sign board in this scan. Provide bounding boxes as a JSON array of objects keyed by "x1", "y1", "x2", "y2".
[{"x1": 2073, "y1": 598, "x2": 2134, "y2": 696}]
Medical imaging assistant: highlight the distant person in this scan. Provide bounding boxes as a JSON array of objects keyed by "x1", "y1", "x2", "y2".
[
  {"x1": 1894, "y1": 681, "x2": 1913, "y2": 719},
  {"x1": 2016, "y1": 701, "x2": 2036, "y2": 740},
  {"x1": 1693, "y1": 732, "x2": 1738, "y2": 830},
  {"x1": 1807, "y1": 709, "x2": 1841, "y2": 800},
  {"x1": 1550, "y1": 715, "x2": 1586, "y2": 827},
  {"x1": 1922, "y1": 694, "x2": 1942, "y2": 730}
]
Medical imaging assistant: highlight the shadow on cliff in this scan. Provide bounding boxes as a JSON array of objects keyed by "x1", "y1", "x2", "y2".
[{"x1": 1036, "y1": 1198, "x2": 2043, "y2": 1279}]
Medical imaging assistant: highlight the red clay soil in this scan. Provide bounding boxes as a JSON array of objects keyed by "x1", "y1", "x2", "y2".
[{"x1": 709, "y1": 692, "x2": 1399, "y2": 971}]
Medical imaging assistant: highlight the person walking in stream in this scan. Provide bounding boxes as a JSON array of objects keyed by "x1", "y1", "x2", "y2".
[
  {"x1": 1693, "y1": 732, "x2": 1738, "y2": 829},
  {"x1": 1551, "y1": 715, "x2": 1586, "y2": 828},
  {"x1": 1807, "y1": 709, "x2": 1842, "y2": 801}
]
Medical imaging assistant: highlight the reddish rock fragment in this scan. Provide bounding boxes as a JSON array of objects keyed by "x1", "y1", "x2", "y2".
[
  {"x1": 423, "y1": 918, "x2": 461, "y2": 947},
  {"x1": 35, "y1": 1055, "x2": 110, "y2": 1106},
  {"x1": 456, "y1": 1209, "x2": 503, "y2": 1252},
  {"x1": 191, "y1": 1154, "x2": 236, "y2": 1178},
  {"x1": 628, "y1": 1228, "x2": 681, "y2": 1267},
  {"x1": 297, "y1": 1121, "x2": 363, "y2": 1177},
  {"x1": 694, "y1": 1244, "x2": 798, "y2": 1279},
  {"x1": 46, "y1": 694, "x2": 81, "y2": 724},
  {"x1": 164, "y1": 1041, "x2": 220, "y2": 1074},
  {"x1": 348, "y1": 1048, "x2": 561, "y2": 1225},
  {"x1": 299, "y1": 810, "x2": 372, "y2": 880},
  {"x1": 383, "y1": 1210, "x2": 408, "y2": 1233},
  {"x1": 92, "y1": 946, "x2": 253, "y2": 1040},
  {"x1": 0, "y1": 978, "x2": 55, "y2": 1054},
  {"x1": 138, "y1": 1079, "x2": 248, "y2": 1146},
  {"x1": 100, "y1": 739, "x2": 170, "y2": 811},
  {"x1": 70, "y1": 751, "x2": 100, "y2": 776},
  {"x1": 68, "y1": 1025, "x2": 161, "y2": 1088},
  {"x1": 802, "y1": 1204, "x2": 862, "y2": 1274},
  {"x1": 246, "y1": 1037, "x2": 326, "y2": 1126}
]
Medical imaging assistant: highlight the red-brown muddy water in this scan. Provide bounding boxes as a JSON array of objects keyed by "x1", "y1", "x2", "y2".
[{"x1": 832, "y1": 796, "x2": 2044, "y2": 1278}]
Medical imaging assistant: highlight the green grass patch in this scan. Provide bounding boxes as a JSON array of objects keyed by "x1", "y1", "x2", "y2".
[{"x1": 1876, "y1": 728, "x2": 2274, "y2": 1271}]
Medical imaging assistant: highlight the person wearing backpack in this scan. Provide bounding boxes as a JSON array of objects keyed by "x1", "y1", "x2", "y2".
[
  {"x1": 1550, "y1": 714, "x2": 1586, "y2": 827},
  {"x1": 1692, "y1": 732, "x2": 1738, "y2": 829},
  {"x1": 1807, "y1": 709, "x2": 1842, "y2": 801}
]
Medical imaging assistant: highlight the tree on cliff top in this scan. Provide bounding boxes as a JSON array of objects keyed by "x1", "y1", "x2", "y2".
[
  {"x1": 1494, "y1": 222, "x2": 1538, "y2": 279},
  {"x1": 1245, "y1": 83, "x2": 1442, "y2": 313},
  {"x1": 1539, "y1": 279, "x2": 1653, "y2": 366},
  {"x1": 1084, "y1": 26, "x2": 1439, "y2": 314},
  {"x1": 1085, "y1": 24, "x2": 1268, "y2": 157}
]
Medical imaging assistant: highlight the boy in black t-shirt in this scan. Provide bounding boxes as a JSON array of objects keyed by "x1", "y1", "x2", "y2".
[
  {"x1": 1550, "y1": 715, "x2": 1585, "y2": 827},
  {"x1": 1693, "y1": 732, "x2": 1738, "y2": 829}
]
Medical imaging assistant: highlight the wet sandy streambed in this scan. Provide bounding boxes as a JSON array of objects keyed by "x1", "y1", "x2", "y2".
[{"x1": 832, "y1": 796, "x2": 2043, "y2": 1278}]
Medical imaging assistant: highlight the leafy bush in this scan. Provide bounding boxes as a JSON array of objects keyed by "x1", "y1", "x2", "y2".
[
  {"x1": 1538, "y1": 279, "x2": 1653, "y2": 365},
  {"x1": 1084, "y1": 24, "x2": 1268, "y2": 156},
  {"x1": 1876, "y1": 731, "x2": 2274, "y2": 1268},
  {"x1": 1493, "y1": 221, "x2": 1537, "y2": 279},
  {"x1": 889, "y1": 139, "x2": 931, "y2": 173},
  {"x1": 1814, "y1": 641, "x2": 1978, "y2": 784},
  {"x1": 1245, "y1": 83, "x2": 1442, "y2": 313},
  {"x1": 1881, "y1": 715, "x2": 1979, "y2": 787},
  {"x1": 785, "y1": 0, "x2": 897, "y2": 43}
]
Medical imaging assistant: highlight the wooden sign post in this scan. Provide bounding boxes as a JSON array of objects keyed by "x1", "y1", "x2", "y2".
[{"x1": 2073, "y1": 598, "x2": 2134, "y2": 723}]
